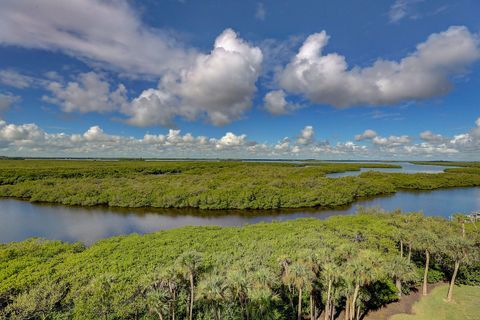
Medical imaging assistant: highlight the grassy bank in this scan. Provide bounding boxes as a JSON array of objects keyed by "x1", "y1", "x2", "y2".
[
  {"x1": 1, "y1": 211, "x2": 479, "y2": 319},
  {"x1": 390, "y1": 284, "x2": 480, "y2": 320},
  {"x1": 0, "y1": 160, "x2": 479, "y2": 209}
]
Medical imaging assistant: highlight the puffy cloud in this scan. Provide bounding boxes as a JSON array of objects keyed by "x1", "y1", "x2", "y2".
[
  {"x1": 351, "y1": 118, "x2": 480, "y2": 157},
  {"x1": 0, "y1": 120, "x2": 45, "y2": 148},
  {"x1": 420, "y1": 130, "x2": 446, "y2": 143},
  {"x1": 274, "y1": 138, "x2": 291, "y2": 151},
  {"x1": 355, "y1": 129, "x2": 377, "y2": 141},
  {"x1": 43, "y1": 72, "x2": 129, "y2": 113},
  {"x1": 263, "y1": 90, "x2": 300, "y2": 115},
  {"x1": 296, "y1": 126, "x2": 315, "y2": 145},
  {"x1": 42, "y1": 28, "x2": 262, "y2": 126},
  {"x1": 372, "y1": 135, "x2": 411, "y2": 147},
  {"x1": 83, "y1": 126, "x2": 109, "y2": 141},
  {"x1": 0, "y1": 93, "x2": 20, "y2": 112},
  {"x1": 1, "y1": 119, "x2": 479, "y2": 159},
  {"x1": 0, "y1": 2, "x2": 265, "y2": 128},
  {"x1": 125, "y1": 88, "x2": 179, "y2": 127},
  {"x1": 143, "y1": 130, "x2": 208, "y2": 147},
  {"x1": 276, "y1": 26, "x2": 480, "y2": 108},
  {"x1": 0, "y1": 2, "x2": 264, "y2": 127},
  {"x1": 213, "y1": 132, "x2": 250, "y2": 149},
  {"x1": 447, "y1": 117, "x2": 480, "y2": 152},
  {"x1": 125, "y1": 29, "x2": 263, "y2": 127},
  {"x1": 0, "y1": 0, "x2": 195, "y2": 76},
  {"x1": 403, "y1": 143, "x2": 458, "y2": 155},
  {"x1": 0, "y1": 120, "x2": 258, "y2": 157}
]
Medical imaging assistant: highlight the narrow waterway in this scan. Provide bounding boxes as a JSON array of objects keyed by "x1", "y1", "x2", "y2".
[
  {"x1": 1, "y1": 187, "x2": 479, "y2": 244},
  {"x1": 325, "y1": 162, "x2": 458, "y2": 178}
]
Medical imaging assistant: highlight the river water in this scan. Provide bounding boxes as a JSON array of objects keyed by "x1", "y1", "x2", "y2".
[
  {"x1": 1, "y1": 187, "x2": 479, "y2": 244},
  {"x1": 325, "y1": 162, "x2": 458, "y2": 178}
]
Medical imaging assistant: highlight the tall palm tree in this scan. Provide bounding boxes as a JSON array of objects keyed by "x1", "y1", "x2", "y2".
[
  {"x1": 290, "y1": 262, "x2": 314, "y2": 320},
  {"x1": 343, "y1": 250, "x2": 384, "y2": 320},
  {"x1": 385, "y1": 255, "x2": 417, "y2": 298},
  {"x1": 176, "y1": 250, "x2": 203, "y2": 320},
  {"x1": 322, "y1": 262, "x2": 340, "y2": 320},
  {"x1": 396, "y1": 212, "x2": 423, "y2": 263},
  {"x1": 414, "y1": 220, "x2": 439, "y2": 296},
  {"x1": 443, "y1": 233, "x2": 474, "y2": 302}
]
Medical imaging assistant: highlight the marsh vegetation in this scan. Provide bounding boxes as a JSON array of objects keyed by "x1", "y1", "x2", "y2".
[
  {"x1": 1, "y1": 210, "x2": 479, "y2": 319},
  {"x1": 1, "y1": 160, "x2": 479, "y2": 210}
]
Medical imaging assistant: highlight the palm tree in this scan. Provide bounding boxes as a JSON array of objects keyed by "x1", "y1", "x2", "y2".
[
  {"x1": 322, "y1": 262, "x2": 336, "y2": 320},
  {"x1": 146, "y1": 289, "x2": 170, "y2": 320},
  {"x1": 289, "y1": 261, "x2": 315, "y2": 320},
  {"x1": 144, "y1": 268, "x2": 180, "y2": 320},
  {"x1": 395, "y1": 212, "x2": 423, "y2": 263},
  {"x1": 197, "y1": 273, "x2": 228, "y2": 320},
  {"x1": 413, "y1": 219, "x2": 439, "y2": 296},
  {"x1": 278, "y1": 255, "x2": 295, "y2": 313},
  {"x1": 452, "y1": 214, "x2": 467, "y2": 238},
  {"x1": 176, "y1": 250, "x2": 203, "y2": 320},
  {"x1": 247, "y1": 267, "x2": 279, "y2": 320},
  {"x1": 443, "y1": 233, "x2": 474, "y2": 302},
  {"x1": 343, "y1": 250, "x2": 384, "y2": 320},
  {"x1": 387, "y1": 211, "x2": 408, "y2": 258},
  {"x1": 385, "y1": 255, "x2": 417, "y2": 298},
  {"x1": 226, "y1": 267, "x2": 250, "y2": 320}
]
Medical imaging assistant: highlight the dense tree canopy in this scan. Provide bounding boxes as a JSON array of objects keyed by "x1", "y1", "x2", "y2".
[
  {"x1": 1, "y1": 210, "x2": 479, "y2": 319},
  {"x1": 0, "y1": 160, "x2": 479, "y2": 209}
]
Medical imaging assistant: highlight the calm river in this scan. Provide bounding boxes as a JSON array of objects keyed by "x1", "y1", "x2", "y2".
[
  {"x1": 325, "y1": 162, "x2": 458, "y2": 178},
  {"x1": 1, "y1": 187, "x2": 479, "y2": 244}
]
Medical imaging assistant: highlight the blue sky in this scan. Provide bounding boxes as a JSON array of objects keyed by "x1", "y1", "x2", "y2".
[{"x1": 0, "y1": 0, "x2": 479, "y2": 159}]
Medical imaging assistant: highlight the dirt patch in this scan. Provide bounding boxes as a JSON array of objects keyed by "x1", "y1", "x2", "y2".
[{"x1": 363, "y1": 283, "x2": 442, "y2": 320}]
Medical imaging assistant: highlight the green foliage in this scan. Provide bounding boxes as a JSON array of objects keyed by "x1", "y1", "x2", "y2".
[
  {"x1": 1, "y1": 211, "x2": 479, "y2": 319},
  {"x1": 0, "y1": 160, "x2": 478, "y2": 209},
  {"x1": 457, "y1": 264, "x2": 480, "y2": 286},
  {"x1": 390, "y1": 284, "x2": 480, "y2": 320}
]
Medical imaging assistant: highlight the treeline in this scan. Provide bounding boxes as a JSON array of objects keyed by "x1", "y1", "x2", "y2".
[
  {"x1": 0, "y1": 160, "x2": 479, "y2": 209},
  {"x1": 1, "y1": 210, "x2": 479, "y2": 319}
]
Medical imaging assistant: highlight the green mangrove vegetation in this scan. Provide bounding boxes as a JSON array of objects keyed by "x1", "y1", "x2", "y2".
[
  {"x1": 1, "y1": 210, "x2": 479, "y2": 319},
  {"x1": 0, "y1": 160, "x2": 479, "y2": 209}
]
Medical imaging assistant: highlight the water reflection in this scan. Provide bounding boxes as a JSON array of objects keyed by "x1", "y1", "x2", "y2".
[
  {"x1": 325, "y1": 162, "x2": 458, "y2": 178},
  {"x1": 1, "y1": 187, "x2": 479, "y2": 244}
]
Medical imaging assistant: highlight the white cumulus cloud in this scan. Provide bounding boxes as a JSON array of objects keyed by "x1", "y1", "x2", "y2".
[
  {"x1": 263, "y1": 90, "x2": 300, "y2": 115},
  {"x1": 276, "y1": 26, "x2": 479, "y2": 108},
  {"x1": 296, "y1": 126, "x2": 315, "y2": 145},
  {"x1": 355, "y1": 129, "x2": 378, "y2": 141},
  {"x1": 125, "y1": 29, "x2": 263, "y2": 127},
  {"x1": 419, "y1": 130, "x2": 446, "y2": 143},
  {"x1": 43, "y1": 72, "x2": 129, "y2": 113},
  {"x1": 1, "y1": 120, "x2": 480, "y2": 159}
]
